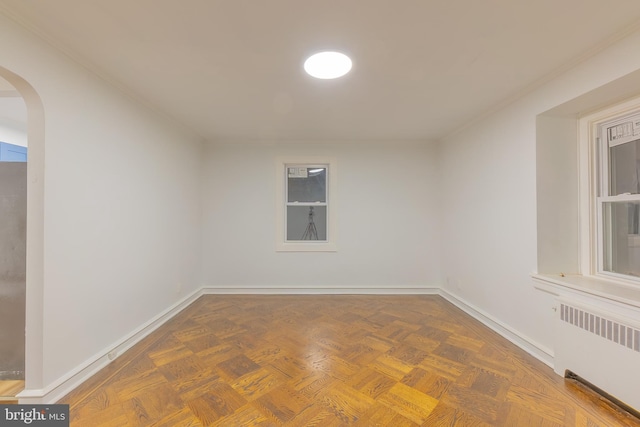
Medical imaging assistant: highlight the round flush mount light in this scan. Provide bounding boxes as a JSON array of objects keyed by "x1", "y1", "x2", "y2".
[{"x1": 304, "y1": 51, "x2": 352, "y2": 79}]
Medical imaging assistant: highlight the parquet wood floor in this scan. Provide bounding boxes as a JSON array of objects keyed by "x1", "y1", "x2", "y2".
[
  {"x1": 58, "y1": 295, "x2": 640, "y2": 426},
  {"x1": 0, "y1": 380, "x2": 23, "y2": 404}
]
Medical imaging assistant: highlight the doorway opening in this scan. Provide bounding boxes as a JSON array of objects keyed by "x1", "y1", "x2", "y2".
[
  {"x1": 0, "y1": 74, "x2": 27, "y2": 401},
  {"x1": 0, "y1": 66, "x2": 45, "y2": 403}
]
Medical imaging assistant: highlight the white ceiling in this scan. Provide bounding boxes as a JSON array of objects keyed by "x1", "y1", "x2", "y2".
[{"x1": 1, "y1": 1, "x2": 640, "y2": 141}]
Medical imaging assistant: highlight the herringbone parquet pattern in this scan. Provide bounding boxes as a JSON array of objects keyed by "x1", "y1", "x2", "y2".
[{"x1": 59, "y1": 295, "x2": 640, "y2": 426}]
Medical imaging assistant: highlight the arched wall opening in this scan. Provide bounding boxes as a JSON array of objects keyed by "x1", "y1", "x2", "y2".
[{"x1": 0, "y1": 66, "x2": 45, "y2": 392}]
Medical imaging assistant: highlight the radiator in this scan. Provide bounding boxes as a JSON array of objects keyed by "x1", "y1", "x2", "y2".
[
  {"x1": 554, "y1": 300, "x2": 640, "y2": 411},
  {"x1": 560, "y1": 304, "x2": 640, "y2": 352}
]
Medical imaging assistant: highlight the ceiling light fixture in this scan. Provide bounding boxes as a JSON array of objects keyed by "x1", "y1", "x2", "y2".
[{"x1": 304, "y1": 51, "x2": 352, "y2": 79}]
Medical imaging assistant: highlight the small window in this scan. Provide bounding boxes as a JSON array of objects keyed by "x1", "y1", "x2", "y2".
[
  {"x1": 286, "y1": 166, "x2": 327, "y2": 241},
  {"x1": 276, "y1": 158, "x2": 336, "y2": 251}
]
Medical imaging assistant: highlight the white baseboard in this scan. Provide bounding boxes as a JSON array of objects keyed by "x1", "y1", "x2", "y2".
[
  {"x1": 439, "y1": 289, "x2": 554, "y2": 367},
  {"x1": 18, "y1": 288, "x2": 204, "y2": 404},
  {"x1": 202, "y1": 286, "x2": 440, "y2": 295},
  {"x1": 19, "y1": 284, "x2": 555, "y2": 403}
]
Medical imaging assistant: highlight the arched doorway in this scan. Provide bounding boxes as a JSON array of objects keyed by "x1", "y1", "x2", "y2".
[{"x1": 0, "y1": 66, "x2": 45, "y2": 400}]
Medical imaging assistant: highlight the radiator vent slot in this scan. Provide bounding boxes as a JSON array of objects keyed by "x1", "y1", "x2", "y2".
[{"x1": 560, "y1": 304, "x2": 640, "y2": 352}]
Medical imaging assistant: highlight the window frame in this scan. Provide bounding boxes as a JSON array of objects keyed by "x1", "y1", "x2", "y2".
[
  {"x1": 275, "y1": 157, "x2": 337, "y2": 252},
  {"x1": 579, "y1": 96, "x2": 640, "y2": 285}
]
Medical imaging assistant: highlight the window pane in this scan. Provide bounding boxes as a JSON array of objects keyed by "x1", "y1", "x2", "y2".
[
  {"x1": 603, "y1": 201, "x2": 640, "y2": 277},
  {"x1": 287, "y1": 167, "x2": 326, "y2": 203},
  {"x1": 609, "y1": 138, "x2": 640, "y2": 195},
  {"x1": 286, "y1": 206, "x2": 327, "y2": 241}
]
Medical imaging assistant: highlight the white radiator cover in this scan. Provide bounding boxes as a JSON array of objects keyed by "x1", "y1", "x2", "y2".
[{"x1": 554, "y1": 299, "x2": 640, "y2": 410}]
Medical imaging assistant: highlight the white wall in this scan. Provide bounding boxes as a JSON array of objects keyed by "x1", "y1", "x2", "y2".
[
  {"x1": 202, "y1": 141, "x2": 442, "y2": 291},
  {"x1": 536, "y1": 115, "x2": 579, "y2": 275},
  {"x1": 0, "y1": 121, "x2": 27, "y2": 147},
  {"x1": 439, "y1": 28, "x2": 640, "y2": 358},
  {"x1": 0, "y1": 97, "x2": 27, "y2": 147},
  {"x1": 0, "y1": 120, "x2": 27, "y2": 147},
  {"x1": 0, "y1": 13, "x2": 203, "y2": 395}
]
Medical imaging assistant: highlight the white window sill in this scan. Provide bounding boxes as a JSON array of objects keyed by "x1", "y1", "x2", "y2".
[
  {"x1": 276, "y1": 242, "x2": 337, "y2": 252},
  {"x1": 532, "y1": 273, "x2": 640, "y2": 309}
]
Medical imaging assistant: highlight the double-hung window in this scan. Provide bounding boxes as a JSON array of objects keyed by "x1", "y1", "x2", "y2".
[
  {"x1": 596, "y1": 111, "x2": 640, "y2": 280},
  {"x1": 286, "y1": 165, "x2": 328, "y2": 241},
  {"x1": 275, "y1": 158, "x2": 336, "y2": 252}
]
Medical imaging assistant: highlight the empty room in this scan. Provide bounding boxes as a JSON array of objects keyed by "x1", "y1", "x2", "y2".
[{"x1": 0, "y1": 1, "x2": 640, "y2": 426}]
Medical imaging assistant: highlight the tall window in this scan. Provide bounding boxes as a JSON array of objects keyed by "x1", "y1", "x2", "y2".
[
  {"x1": 597, "y1": 112, "x2": 640, "y2": 280},
  {"x1": 276, "y1": 158, "x2": 336, "y2": 252}
]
